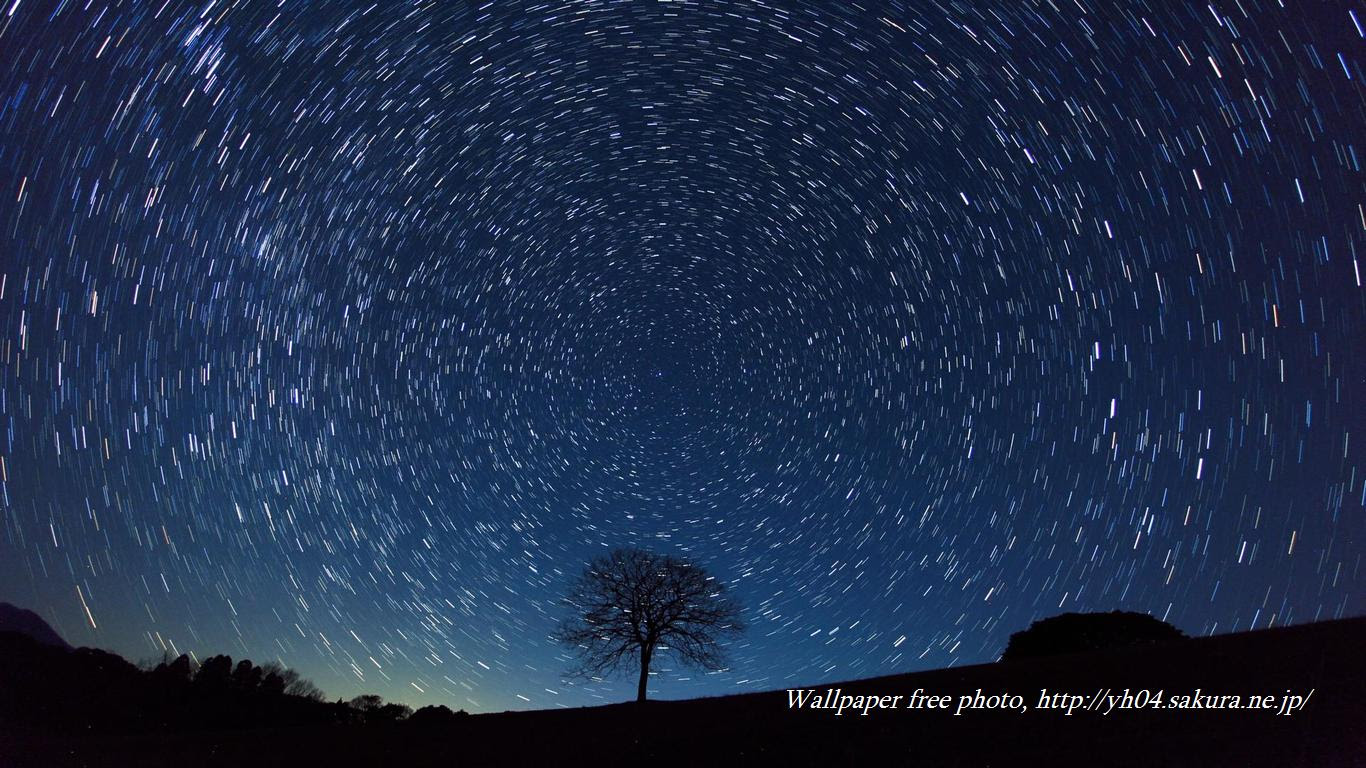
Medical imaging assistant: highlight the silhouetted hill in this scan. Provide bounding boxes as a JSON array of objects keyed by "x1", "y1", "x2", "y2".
[
  {"x1": 2, "y1": 616, "x2": 1362, "y2": 766},
  {"x1": 0, "y1": 602, "x2": 71, "y2": 650}
]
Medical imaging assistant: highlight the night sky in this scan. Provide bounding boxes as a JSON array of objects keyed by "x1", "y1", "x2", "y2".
[{"x1": 1, "y1": 0, "x2": 1363, "y2": 713}]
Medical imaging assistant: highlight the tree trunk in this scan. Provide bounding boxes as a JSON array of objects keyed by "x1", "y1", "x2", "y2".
[{"x1": 636, "y1": 647, "x2": 652, "y2": 702}]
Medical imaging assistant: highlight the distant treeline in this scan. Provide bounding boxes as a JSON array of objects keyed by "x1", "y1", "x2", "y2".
[{"x1": 0, "y1": 631, "x2": 466, "y2": 732}]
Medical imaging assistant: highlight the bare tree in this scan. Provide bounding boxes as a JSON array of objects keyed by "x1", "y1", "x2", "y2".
[{"x1": 554, "y1": 547, "x2": 745, "y2": 702}]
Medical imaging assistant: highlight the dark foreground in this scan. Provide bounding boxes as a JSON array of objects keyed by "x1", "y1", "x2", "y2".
[{"x1": 3, "y1": 616, "x2": 1363, "y2": 767}]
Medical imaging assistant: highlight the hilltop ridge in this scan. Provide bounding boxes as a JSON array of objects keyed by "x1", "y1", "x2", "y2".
[{"x1": 1, "y1": 613, "x2": 1362, "y2": 766}]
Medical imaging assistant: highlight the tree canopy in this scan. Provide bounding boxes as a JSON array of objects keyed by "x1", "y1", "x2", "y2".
[
  {"x1": 1001, "y1": 610, "x2": 1187, "y2": 661},
  {"x1": 555, "y1": 547, "x2": 745, "y2": 702}
]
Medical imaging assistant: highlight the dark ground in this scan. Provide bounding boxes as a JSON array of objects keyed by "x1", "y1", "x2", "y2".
[{"x1": 2, "y1": 616, "x2": 1363, "y2": 767}]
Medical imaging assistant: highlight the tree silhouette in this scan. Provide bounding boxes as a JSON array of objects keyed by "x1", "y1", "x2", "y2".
[
  {"x1": 0, "y1": 622, "x2": 363, "y2": 736},
  {"x1": 286, "y1": 675, "x2": 325, "y2": 701},
  {"x1": 195, "y1": 654, "x2": 233, "y2": 687},
  {"x1": 554, "y1": 547, "x2": 745, "y2": 702},
  {"x1": 409, "y1": 704, "x2": 469, "y2": 728},
  {"x1": 231, "y1": 659, "x2": 263, "y2": 691},
  {"x1": 259, "y1": 663, "x2": 288, "y2": 696},
  {"x1": 349, "y1": 694, "x2": 384, "y2": 714},
  {"x1": 348, "y1": 694, "x2": 411, "y2": 723},
  {"x1": 150, "y1": 653, "x2": 194, "y2": 686},
  {"x1": 1001, "y1": 610, "x2": 1187, "y2": 661}
]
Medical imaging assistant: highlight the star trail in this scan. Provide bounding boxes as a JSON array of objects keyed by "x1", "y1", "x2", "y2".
[{"x1": 0, "y1": 1, "x2": 1362, "y2": 712}]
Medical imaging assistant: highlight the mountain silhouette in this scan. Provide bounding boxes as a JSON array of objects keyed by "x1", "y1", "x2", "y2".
[{"x1": 0, "y1": 602, "x2": 71, "y2": 650}]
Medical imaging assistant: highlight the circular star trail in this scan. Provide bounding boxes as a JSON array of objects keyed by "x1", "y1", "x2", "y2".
[{"x1": 0, "y1": 1, "x2": 1362, "y2": 711}]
